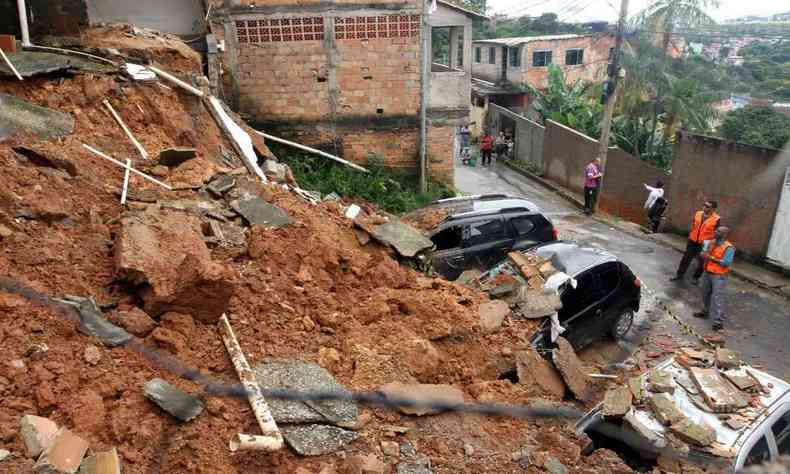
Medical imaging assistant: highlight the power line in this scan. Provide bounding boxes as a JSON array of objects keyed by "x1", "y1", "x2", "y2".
[{"x1": 0, "y1": 276, "x2": 585, "y2": 421}]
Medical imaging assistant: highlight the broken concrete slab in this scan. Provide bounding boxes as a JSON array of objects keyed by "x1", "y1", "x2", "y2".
[
  {"x1": 281, "y1": 424, "x2": 359, "y2": 456},
  {"x1": 159, "y1": 148, "x2": 197, "y2": 167},
  {"x1": 649, "y1": 393, "x2": 686, "y2": 426},
  {"x1": 552, "y1": 337, "x2": 592, "y2": 402},
  {"x1": 369, "y1": 221, "x2": 434, "y2": 258},
  {"x1": 395, "y1": 455, "x2": 433, "y2": 474},
  {"x1": 689, "y1": 367, "x2": 749, "y2": 413},
  {"x1": 159, "y1": 199, "x2": 222, "y2": 216},
  {"x1": 515, "y1": 346, "x2": 566, "y2": 399},
  {"x1": 57, "y1": 296, "x2": 132, "y2": 347},
  {"x1": 20, "y1": 415, "x2": 59, "y2": 458},
  {"x1": 513, "y1": 288, "x2": 562, "y2": 319},
  {"x1": 114, "y1": 209, "x2": 235, "y2": 322},
  {"x1": 78, "y1": 448, "x2": 121, "y2": 474},
  {"x1": 0, "y1": 449, "x2": 10, "y2": 462},
  {"x1": 143, "y1": 378, "x2": 204, "y2": 422},
  {"x1": 647, "y1": 370, "x2": 675, "y2": 394},
  {"x1": 602, "y1": 386, "x2": 633, "y2": 419},
  {"x1": 722, "y1": 369, "x2": 758, "y2": 392},
  {"x1": 628, "y1": 376, "x2": 645, "y2": 401},
  {"x1": 478, "y1": 300, "x2": 510, "y2": 333},
  {"x1": 33, "y1": 428, "x2": 89, "y2": 474},
  {"x1": 378, "y1": 382, "x2": 464, "y2": 416},
  {"x1": 0, "y1": 93, "x2": 74, "y2": 141},
  {"x1": 206, "y1": 175, "x2": 236, "y2": 196},
  {"x1": 0, "y1": 51, "x2": 113, "y2": 78},
  {"x1": 715, "y1": 348, "x2": 740, "y2": 370},
  {"x1": 670, "y1": 418, "x2": 717, "y2": 447},
  {"x1": 253, "y1": 359, "x2": 358, "y2": 425},
  {"x1": 231, "y1": 197, "x2": 293, "y2": 228}
]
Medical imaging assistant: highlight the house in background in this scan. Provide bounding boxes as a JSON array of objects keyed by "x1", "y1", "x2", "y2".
[
  {"x1": 469, "y1": 33, "x2": 615, "y2": 121},
  {"x1": 208, "y1": 0, "x2": 485, "y2": 185}
]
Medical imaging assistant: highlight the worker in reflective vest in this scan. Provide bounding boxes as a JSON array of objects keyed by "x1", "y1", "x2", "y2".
[
  {"x1": 670, "y1": 200, "x2": 720, "y2": 283},
  {"x1": 693, "y1": 226, "x2": 735, "y2": 331}
]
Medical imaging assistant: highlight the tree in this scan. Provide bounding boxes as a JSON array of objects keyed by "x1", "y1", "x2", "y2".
[
  {"x1": 635, "y1": 0, "x2": 720, "y2": 54},
  {"x1": 528, "y1": 65, "x2": 603, "y2": 139},
  {"x1": 660, "y1": 75, "x2": 717, "y2": 140},
  {"x1": 719, "y1": 106, "x2": 790, "y2": 150},
  {"x1": 635, "y1": 0, "x2": 720, "y2": 156}
]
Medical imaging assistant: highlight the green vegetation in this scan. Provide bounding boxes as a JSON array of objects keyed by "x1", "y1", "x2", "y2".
[
  {"x1": 739, "y1": 41, "x2": 790, "y2": 100},
  {"x1": 719, "y1": 106, "x2": 790, "y2": 149},
  {"x1": 528, "y1": 65, "x2": 603, "y2": 139},
  {"x1": 474, "y1": 13, "x2": 587, "y2": 40},
  {"x1": 274, "y1": 147, "x2": 455, "y2": 215}
]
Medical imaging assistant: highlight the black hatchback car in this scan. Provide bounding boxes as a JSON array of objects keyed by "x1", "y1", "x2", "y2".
[
  {"x1": 480, "y1": 241, "x2": 641, "y2": 351},
  {"x1": 404, "y1": 194, "x2": 557, "y2": 280}
]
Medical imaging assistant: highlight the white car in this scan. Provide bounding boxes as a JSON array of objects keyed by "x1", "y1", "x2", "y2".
[{"x1": 576, "y1": 357, "x2": 790, "y2": 472}]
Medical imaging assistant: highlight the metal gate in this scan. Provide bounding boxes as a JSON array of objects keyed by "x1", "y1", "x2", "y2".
[{"x1": 767, "y1": 167, "x2": 790, "y2": 268}]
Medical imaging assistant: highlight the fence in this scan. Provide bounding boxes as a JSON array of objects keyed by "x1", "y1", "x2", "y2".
[{"x1": 488, "y1": 103, "x2": 545, "y2": 170}]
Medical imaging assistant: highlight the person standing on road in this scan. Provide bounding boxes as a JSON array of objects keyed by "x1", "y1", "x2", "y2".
[
  {"x1": 480, "y1": 131, "x2": 494, "y2": 167},
  {"x1": 644, "y1": 180, "x2": 665, "y2": 233},
  {"x1": 494, "y1": 131, "x2": 507, "y2": 160},
  {"x1": 694, "y1": 226, "x2": 735, "y2": 331},
  {"x1": 670, "y1": 200, "x2": 720, "y2": 284},
  {"x1": 583, "y1": 157, "x2": 603, "y2": 215}
]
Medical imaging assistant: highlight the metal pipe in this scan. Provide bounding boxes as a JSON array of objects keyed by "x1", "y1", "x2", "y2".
[
  {"x1": 104, "y1": 99, "x2": 150, "y2": 161},
  {"x1": 218, "y1": 314, "x2": 284, "y2": 452},
  {"x1": 148, "y1": 66, "x2": 205, "y2": 97},
  {"x1": 0, "y1": 49, "x2": 23, "y2": 81},
  {"x1": 82, "y1": 144, "x2": 172, "y2": 190},
  {"x1": 17, "y1": 0, "x2": 30, "y2": 47},
  {"x1": 120, "y1": 159, "x2": 132, "y2": 205},
  {"x1": 252, "y1": 130, "x2": 368, "y2": 173}
]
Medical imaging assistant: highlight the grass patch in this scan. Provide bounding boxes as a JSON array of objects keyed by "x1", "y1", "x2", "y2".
[{"x1": 274, "y1": 145, "x2": 456, "y2": 215}]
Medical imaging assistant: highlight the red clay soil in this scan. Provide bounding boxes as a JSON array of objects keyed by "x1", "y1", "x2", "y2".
[{"x1": 0, "y1": 37, "x2": 629, "y2": 474}]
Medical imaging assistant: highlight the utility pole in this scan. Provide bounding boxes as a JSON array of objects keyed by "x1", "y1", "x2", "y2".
[
  {"x1": 593, "y1": 0, "x2": 628, "y2": 212},
  {"x1": 418, "y1": 0, "x2": 431, "y2": 193}
]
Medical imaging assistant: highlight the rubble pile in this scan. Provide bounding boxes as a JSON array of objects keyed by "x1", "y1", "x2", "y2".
[{"x1": 0, "y1": 28, "x2": 629, "y2": 473}]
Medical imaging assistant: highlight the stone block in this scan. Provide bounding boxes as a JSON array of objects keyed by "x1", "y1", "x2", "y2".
[
  {"x1": 552, "y1": 337, "x2": 591, "y2": 401},
  {"x1": 478, "y1": 300, "x2": 510, "y2": 333},
  {"x1": 648, "y1": 393, "x2": 686, "y2": 426},
  {"x1": 20, "y1": 415, "x2": 59, "y2": 458},
  {"x1": 33, "y1": 428, "x2": 89, "y2": 474},
  {"x1": 602, "y1": 386, "x2": 633, "y2": 419},
  {"x1": 78, "y1": 448, "x2": 121, "y2": 474},
  {"x1": 647, "y1": 370, "x2": 675, "y2": 394},
  {"x1": 669, "y1": 418, "x2": 717, "y2": 447},
  {"x1": 515, "y1": 346, "x2": 566, "y2": 398}
]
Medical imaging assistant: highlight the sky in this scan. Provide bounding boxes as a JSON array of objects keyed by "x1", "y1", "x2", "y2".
[{"x1": 487, "y1": 0, "x2": 790, "y2": 23}]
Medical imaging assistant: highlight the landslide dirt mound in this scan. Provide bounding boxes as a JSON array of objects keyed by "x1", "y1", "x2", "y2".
[{"x1": 0, "y1": 32, "x2": 619, "y2": 474}]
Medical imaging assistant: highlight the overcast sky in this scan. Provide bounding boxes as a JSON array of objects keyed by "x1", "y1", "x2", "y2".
[{"x1": 487, "y1": 0, "x2": 789, "y2": 23}]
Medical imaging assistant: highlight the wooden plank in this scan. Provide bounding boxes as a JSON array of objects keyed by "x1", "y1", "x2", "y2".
[{"x1": 689, "y1": 367, "x2": 749, "y2": 413}]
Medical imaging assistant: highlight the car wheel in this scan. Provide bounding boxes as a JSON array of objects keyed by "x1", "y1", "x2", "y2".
[{"x1": 611, "y1": 310, "x2": 634, "y2": 339}]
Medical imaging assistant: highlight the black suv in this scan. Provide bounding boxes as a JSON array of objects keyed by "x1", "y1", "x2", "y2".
[
  {"x1": 405, "y1": 194, "x2": 557, "y2": 280},
  {"x1": 480, "y1": 241, "x2": 641, "y2": 351}
]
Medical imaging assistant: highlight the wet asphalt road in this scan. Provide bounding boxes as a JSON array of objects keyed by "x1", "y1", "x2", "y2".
[{"x1": 455, "y1": 161, "x2": 790, "y2": 379}]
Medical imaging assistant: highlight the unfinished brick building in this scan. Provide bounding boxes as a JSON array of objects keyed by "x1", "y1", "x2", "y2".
[{"x1": 208, "y1": 0, "x2": 484, "y2": 184}]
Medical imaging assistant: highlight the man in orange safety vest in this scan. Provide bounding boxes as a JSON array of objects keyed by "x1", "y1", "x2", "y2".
[
  {"x1": 670, "y1": 200, "x2": 720, "y2": 284},
  {"x1": 693, "y1": 226, "x2": 735, "y2": 331}
]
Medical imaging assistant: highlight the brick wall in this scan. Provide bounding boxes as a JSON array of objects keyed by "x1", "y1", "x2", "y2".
[
  {"x1": 212, "y1": 11, "x2": 431, "y2": 175},
  {"x1": 666, "y1": 133, "x2": 787, "y2": 258},
  {"x1": 427, "y1": 124, "x2": 455, "y2": 184},
  {"x1": 516, "y1": 35, "x2": 614, "y2": 90},
  {"x1": 543, "y1": 120, "x2": 669, "y2": 225}
]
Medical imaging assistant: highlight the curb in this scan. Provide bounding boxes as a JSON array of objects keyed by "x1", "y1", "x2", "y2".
[{"x1": 503, "y1": 161, "x2": 790, "y2": 300}]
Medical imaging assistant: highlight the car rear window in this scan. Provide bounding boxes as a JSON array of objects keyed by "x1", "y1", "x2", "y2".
[{"x1": 510, "y1": 216, "x2": 535, "y2": 236}]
